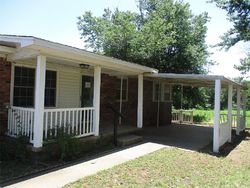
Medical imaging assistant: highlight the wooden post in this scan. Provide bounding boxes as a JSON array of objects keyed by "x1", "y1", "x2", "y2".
[
  {"x1": 137, "y1": 74, "x2": 143, "y2": 128},
  {"x1": 33, "y1": 55, "x2": 46, "y2": 148},
  {"x1": 93, "y1": 66, "x2": 101, "y2": 136},
  {"x1": 227, "y1": 84, "x2": 233, "y2": 142},
  {"x1": 236, "y1": 87, "x2": 241, "y2": 135},
  {"x1": 213, "y1": 79, "x2": 221, "y2": 153}
]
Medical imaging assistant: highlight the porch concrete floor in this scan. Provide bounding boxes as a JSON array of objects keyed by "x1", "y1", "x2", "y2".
[{"x1": 142, "y1": 124, "x2": 213, "y2": 151}]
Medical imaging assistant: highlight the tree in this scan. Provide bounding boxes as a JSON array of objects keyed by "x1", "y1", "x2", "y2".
[
  {"x1": 234, "y1": 52, "x2": 250, "y2": 74},
  {"x1": 77, "y1": 0, "x2": 212, "y2": 109},
  {"x1": 77, "y1": 0, "x2": 211, "y2": 74},
  {"x1": 211, "y1": 0, "x2": 250, "y2": 74}
]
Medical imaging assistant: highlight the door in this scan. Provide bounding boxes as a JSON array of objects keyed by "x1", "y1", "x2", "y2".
[{"x1": 81, "y1": 75, "x2": 94, "y2": 107}]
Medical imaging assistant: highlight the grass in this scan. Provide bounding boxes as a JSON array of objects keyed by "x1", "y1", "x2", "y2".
[
  {"x1": 193, "y1": 109, "x2": 250, "y2": 128},
  {"x1": 65, "y1": 132, "x2": 250, "y2": 188}
]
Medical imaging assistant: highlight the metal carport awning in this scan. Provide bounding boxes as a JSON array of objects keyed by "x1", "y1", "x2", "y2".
[
  {"x1": 145, "y1": 73, "x2": 242, "y2": 88},
  {"x1": 145, "y1": 73, "x2": 245, "y2": 153}
]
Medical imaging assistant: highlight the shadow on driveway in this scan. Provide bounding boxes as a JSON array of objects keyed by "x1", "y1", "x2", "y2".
[{"x1": 142, "y1": 124, "x2": 213, "y2": 151}]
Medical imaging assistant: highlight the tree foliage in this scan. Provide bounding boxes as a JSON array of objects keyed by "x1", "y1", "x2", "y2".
[
  {"x1": 211, "y1": 0, "x2": 250, "y2": 48},
  {"x1": 234, "y1": 52, "x2": 250, "y2": 75},
  {"x1": 77, "y1": 0, "x2": 211, "y2": 74},
  {"x1": 211, "y1": 0, "x2": 250, "y2": 74}
]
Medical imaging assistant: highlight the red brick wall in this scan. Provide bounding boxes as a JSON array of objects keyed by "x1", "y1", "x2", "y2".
[
  {"x1": 100, "y1": 75, "x2": 172, "y2": 128},
  {"x1": 0, "y1": 58, "x2": 11, "y2": 135},
  {"x1": 100, "y1": 74, "x2": 138, "y2": 127},
  {"x1": 100, "y1": 74, "x2": 117, "y2": 126}
]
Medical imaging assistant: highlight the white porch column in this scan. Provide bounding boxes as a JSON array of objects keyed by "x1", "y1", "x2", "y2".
[
  {"x1": 213, "y1": 79, "x2": 221, "y2": 153},
  {"x1": 242, "y1": 93, "x2": 247, "y2": 130},
  {"x1": 236, "y1": 87, "x2": 241, "y2": 135},
  {"x1": 137, "y1": 74, "x2": 143, "y2": 128},
  {"x1": 227, "y1": 84, "x2": 233, "y2": 142},
  {"x1": 33, "y1": 55, "x2": 46, "y2": 148},
  {"x1": 93, "y1": 66, "x2": 101, "y2": 136}
]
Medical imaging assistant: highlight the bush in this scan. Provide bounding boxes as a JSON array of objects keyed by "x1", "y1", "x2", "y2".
[
  {"x1": 193, "y1": 114, "x2": 207, "y2": 123},
  {"x1": 44, "y1": 126, "x2": 81, "y2": 161}
]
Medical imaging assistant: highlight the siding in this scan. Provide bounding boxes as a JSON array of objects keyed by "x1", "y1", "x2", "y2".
[
  {"x1": 58, "y1": 70, "x2": 80, "y2": 108},
  {"x1": 14, "y1": 61, "x2": 94, "y2": 108}
]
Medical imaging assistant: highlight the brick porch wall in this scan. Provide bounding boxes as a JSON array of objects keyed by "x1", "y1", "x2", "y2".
[
  {"x1": 0, "y1": 58, "x2": 11, "y2": 135},
  {"x1": 100, "y1": 74, "x2": 172, "y2": 128},
  {"x1": 100, "y1": 74, "x2": 138, "y2": 127}
]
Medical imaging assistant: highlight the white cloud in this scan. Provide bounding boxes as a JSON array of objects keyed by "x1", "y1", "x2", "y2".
[{"x1": 208, "y1": 42, "x2": 249, "y2": 79}]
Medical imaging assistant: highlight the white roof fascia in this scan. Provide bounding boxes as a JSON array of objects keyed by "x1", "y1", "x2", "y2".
[
  {"x1": 32, "y1": 38, "x2": 158, "y2": 74},
  {"x1": 0, "y1": 35, "x2": 34, "y2": 48},
  {"x1": 0, "y1": 35, "x2": 157, "y2": 74}
]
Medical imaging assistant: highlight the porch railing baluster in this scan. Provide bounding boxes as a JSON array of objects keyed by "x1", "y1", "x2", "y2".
[{"x1": 8, "y1": 106, "x2": 95, "y2": 144}]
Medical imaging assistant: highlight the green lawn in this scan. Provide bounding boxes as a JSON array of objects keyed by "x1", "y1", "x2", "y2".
[
  {"x1": 193, "y1": 109, "x2": 250, "y2": 128},
  {"x1": 65, "y1": 133, "x2": 250, "y2": 188}
]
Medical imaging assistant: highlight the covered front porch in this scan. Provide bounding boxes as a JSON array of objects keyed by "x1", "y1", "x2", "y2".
[{"x1": 2, "y1": 36, "x2": 157, "y2": 149}]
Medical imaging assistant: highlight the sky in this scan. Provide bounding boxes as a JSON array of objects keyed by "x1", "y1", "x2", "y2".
[{"x1": 1, "y1": 0, "x2": 249, "y2": 79}]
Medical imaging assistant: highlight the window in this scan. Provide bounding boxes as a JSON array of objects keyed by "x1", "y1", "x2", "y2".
[
  {"x1": 116, "y1": 77, "x2": 128, "y2": 101},
  {"x1": 154, "y1": 83, "x2": 161, "y2": 101},
  {"x1": 13, "y1": 66, "x2": 57, "y2": 107},
  {"x1": 13, "y1": 66, "x2": 35, "y2": 107},
  {"x1": 153, "y1": 82, "x2": 172, "y2": 102},
  {"x1": 162, "y1": 84, "x2": 171, "y2": 101},
  {"x1": 45, "y1": 70, "x2": 57, "y2": 107}
]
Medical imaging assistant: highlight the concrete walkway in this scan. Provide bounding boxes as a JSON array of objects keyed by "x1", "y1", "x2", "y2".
[{"x1": 6, "y1": 142, "x2": 166, "y2": 188}]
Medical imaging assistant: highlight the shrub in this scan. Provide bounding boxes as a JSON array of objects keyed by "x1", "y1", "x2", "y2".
[
  {"x1": 193, "y1": 114, "x2": 207, "y2": 123},
  {"x1": 44, "y1": 126, "x2": 81, "y2": 161}
]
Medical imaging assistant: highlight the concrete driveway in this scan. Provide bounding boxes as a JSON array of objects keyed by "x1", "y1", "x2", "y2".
[{"x1": 142, "y1": 124, "x2": 213, "y2": 151}]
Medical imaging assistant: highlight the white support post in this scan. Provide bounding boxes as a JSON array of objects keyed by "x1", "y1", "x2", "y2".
[
  {"x1": 236, "y1": 87, "x2": 241, "y2": 135},
  {"x1": 227, "y1": 84, "x2": 233, "y2": 142},
  {"x1": 119, "y1": 77, "x2": 123, "y2": 125},
  {"x1": 213, "y1": 79, "x2": 221, "y2": 153},
  {"x1": 33, "y1": 55, "x2": 46, "y2": 148},
  {"x1": 137, "y1": 74, "x2": 143, "y2": 128},
  {"x1": 93, "y1": 66, "x2": 101, "y2": 136},
  {"x1": 242, "y1": 93, "x2": 247, "y2": 130}
]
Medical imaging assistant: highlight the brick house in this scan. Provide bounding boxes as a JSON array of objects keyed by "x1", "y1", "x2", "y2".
[{"x1": 0, "y1": 35, "x2": 246, "y2": 153}]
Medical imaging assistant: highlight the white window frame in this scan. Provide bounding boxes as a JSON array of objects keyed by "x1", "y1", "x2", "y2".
[
  {"x1": 11, "y1": 63, "x2": 59, "y2": 108},
  {"x1": 153, "y1": 81, "x2": 172, "y2": 102},
  {"x1": 116, "y1": 77, "x2": 128, "y2": 102}
]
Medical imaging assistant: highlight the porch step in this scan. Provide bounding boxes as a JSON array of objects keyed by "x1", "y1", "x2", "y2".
[{"x1": 117, "y1": 134, "x2": 143, "y2": 147}]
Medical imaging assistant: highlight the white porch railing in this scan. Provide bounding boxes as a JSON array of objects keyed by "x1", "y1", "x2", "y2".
[
  {"x1": 218, "y1": 113, "x2": 246, "y2": 147},
  {"x1": 220, "y1": 114, "x2": 244, "y2": 128},
  {"x1": 43, "y1": 107, "x2": 95, "y2": 139},
  {"x1": 219, "y1": 121, "x2": 230, "y2": 146},
  {"x1": 7, "y1": 106, "x2": 95, "y2": 143},
  {"x1": 8, "y1": 106, "x2": 35, "y2": 143},
  {"x1": 172, "y1": 110, "x2": 193, "y2": 124}
]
